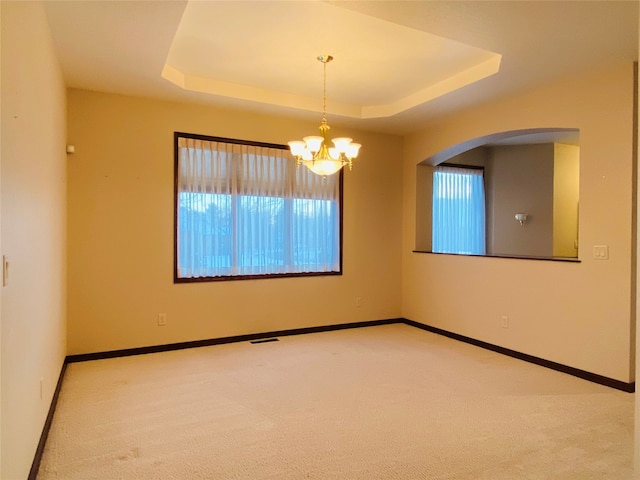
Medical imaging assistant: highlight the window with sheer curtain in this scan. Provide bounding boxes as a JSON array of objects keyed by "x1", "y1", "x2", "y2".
[
  {"x1": 175, "y1": 133, "x2": 341, "y2": 281},
  {"x1": 432, "y1": 165, "x2": 486, "y2": 255}
]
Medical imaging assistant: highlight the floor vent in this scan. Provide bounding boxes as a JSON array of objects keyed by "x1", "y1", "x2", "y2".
[{"x1": 250, "y1": 338, "x2": 279, "y2": 344}]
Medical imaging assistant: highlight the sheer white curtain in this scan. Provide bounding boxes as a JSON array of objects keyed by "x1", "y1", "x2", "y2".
[
  {"x1": 432, "y1": 165, "x2": 486, "y2": 255},
  {"x1": 177, "y1": 136, "x2": 340, "y2": 278}
]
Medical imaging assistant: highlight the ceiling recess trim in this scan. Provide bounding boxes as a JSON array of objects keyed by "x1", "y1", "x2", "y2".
[
  {"x1": 162, "y1": 53, "x2": 501, "y2": 120},
  {"x1": 161, "y1": 0, "x2": 502, "y2": 119}
]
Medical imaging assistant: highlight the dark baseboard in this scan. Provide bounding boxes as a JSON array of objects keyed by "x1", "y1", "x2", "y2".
[
  {"x1": 63, "y1": 317, "x2": 637, "y2": 393},
  {"x1": 65, "y1": 318, "x2": 404, "y2": 363},
  {"x1": 30, "y1": 318, "x2": 403, "y2": 478},
  {"x1": 31, "y1": 316, "x2": 634, "y2": 479},
  {"x1": 28, "y1": 361, "x2": 68, "y2": 480},
  {"x1": 402, "y1": 318, "x2": 635, "y2": 393}
]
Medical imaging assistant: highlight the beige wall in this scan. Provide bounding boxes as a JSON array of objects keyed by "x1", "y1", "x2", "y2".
[
  {"x1": 1, "y1": 3, "x2": 3, "y2": 472},
  {"x1": 1, "y1": 3, "x2": 3, "y2": 471},
  {"x1": 414, "y1": 164, "x2": 434, "y2": 252},
  {"x1": 553, "y1": 143, "x2": 580, "y2": 257},
  {"x1": 66, "y1": 89, "x2": 403, "y2": 354},
  {"x1": 488, "y1": 144, "x2": 555, "y2": 257},
  {"x1": 635, "y1": 15, "x2": 640, "y2": 465},
  {"x1": 403, "y1": 63, "x2": 635, "y2": 382},
  {"x1": 1, "y1": 2, "x2": 68, "y2": 479}
]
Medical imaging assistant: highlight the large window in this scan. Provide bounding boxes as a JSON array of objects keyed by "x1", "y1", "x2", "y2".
[
  {"x1": 175, "y1": 133, "x2": 342, "y2": 281},
  {"x1": 432, "y1": 165, "x2": 486, "y2": 255}
]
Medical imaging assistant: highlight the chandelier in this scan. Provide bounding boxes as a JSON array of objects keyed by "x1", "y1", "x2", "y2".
[{"x1": 288, "y1": 55, "x2": 361, "y2": 176}]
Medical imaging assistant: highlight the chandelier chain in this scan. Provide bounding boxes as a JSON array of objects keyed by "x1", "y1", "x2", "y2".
[{"x1": 322, "y1": 58, "x2": 327, "y2": 125}]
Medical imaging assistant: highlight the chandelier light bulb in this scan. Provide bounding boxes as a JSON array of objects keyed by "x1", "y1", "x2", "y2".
[
  {"x1": 288, "y1": 141, "x2": 305, "y2": 157},
  {"x1": 345, "y1": 143, "x2": 361, "y2": 159},
  {"x1": 303, "y1": 136, "x2": 323, "y2": 153},
  {"x1": 307, "y1": 159, "x2": 344, "y2": 176}
]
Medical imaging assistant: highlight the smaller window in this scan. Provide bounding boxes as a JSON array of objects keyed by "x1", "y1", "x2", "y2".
[{"x1": 432, "y1": 165, "x2": 486, "y2": 255}]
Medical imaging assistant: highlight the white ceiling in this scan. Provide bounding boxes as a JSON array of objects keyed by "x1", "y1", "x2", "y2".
[{"x1": 44, "y1": 1, "x2": 638, "y2": 136}]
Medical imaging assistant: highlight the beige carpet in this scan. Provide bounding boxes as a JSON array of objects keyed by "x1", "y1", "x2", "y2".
[{"x1": 37, "y1": 324, "x2": 635, "y2": 479}]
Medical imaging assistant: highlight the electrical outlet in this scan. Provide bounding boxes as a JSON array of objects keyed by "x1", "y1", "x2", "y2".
[
  {"x1": 355, "y1": 297, "x2": 363, "y2": 307},
  {"x1": 501, "y1": 315, "x2": 509, "y2": 328},
  {"x1": 157, "y1": 313, "x2": 167, "y2": 326},
  {"x1": 593, "y1": 245, "x2": 609, "y2": 260}
]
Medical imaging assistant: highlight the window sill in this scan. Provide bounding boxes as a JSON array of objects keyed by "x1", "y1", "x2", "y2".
[
  {"x1": 412, "y1": 250, "x2": 581, "y2": 263},
  {"x1": 174, "y1": 270, "x2": 342, "y2": 283}
]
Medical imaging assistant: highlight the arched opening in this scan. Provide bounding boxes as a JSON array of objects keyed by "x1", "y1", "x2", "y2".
[{"x1": 415, "y1": 128, "x2": 580, "y2": 260}]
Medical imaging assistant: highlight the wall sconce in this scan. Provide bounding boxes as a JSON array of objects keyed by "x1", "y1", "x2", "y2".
[{"x1": 515, "y1": 213, "x2": 528, "y2": 226}]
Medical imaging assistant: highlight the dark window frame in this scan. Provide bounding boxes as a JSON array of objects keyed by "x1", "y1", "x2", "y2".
[{"x1": 173, "y1": 131, "x2": 344, "y2": 283}]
